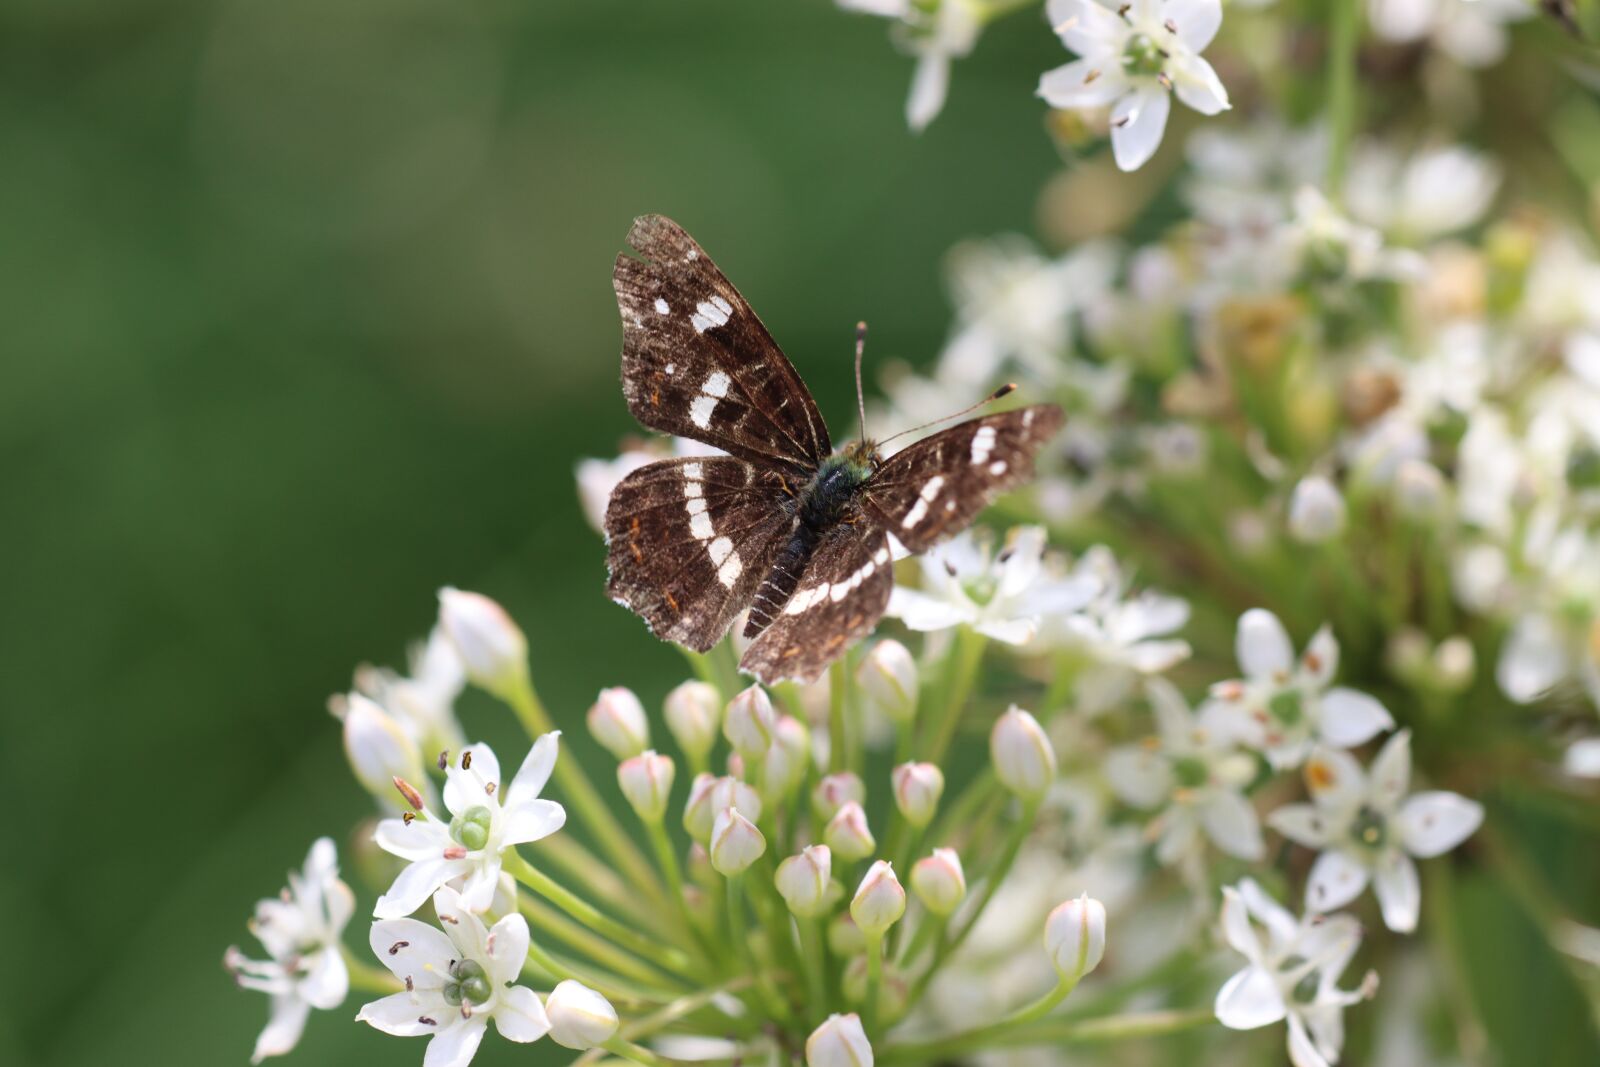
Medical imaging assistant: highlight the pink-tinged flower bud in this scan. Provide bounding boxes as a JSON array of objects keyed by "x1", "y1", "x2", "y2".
[
  {"x1": 341, "y1": 693, "x2": 426, "y2": 802},
  {"x1": 664, "y1": 680, "x2": 722, "y2": 763},
  {"x1": 724, "y1": 685, "x2": 777, "y2": 760},
  {"x1": 857, "y1": 640, "x2": 919, "y2": 723},
  {"x1": 909, "y1": 848, "x2": 966, "y2": 916},
  {"x1": 682, "y1": 773, "x2": 718, "y2": 843},
  {"x1": 617, "y1": 750, "x2": 675, "y2": 822},
  {"x1": 1045, "y1": 893, "x2": 1106, "y2": 981},
  {"x1": 806, "y1": 1013, "x2": 873, "y2": 1067},
  {"x1": 891, "y1": 762, "x2": 944, "y2": 828},
  {"x1": 587, "y1": 686, "x2": 650, "y2": 760},
  {"x1": 824, "y1": 801, "x2": 876, "y2": 862},
  {"x1": 990, "y1": 705, "x2": 1057, "y2": 799},
  {"x1": 813, "y1": 772, "x2": 866, "y2": 823},
  {"x1": 545, "y1": 979, "x2": 619, "y2": 1050},
  {"x1": 712, "y1": 776, "x2": 761, "y2": 824},
  {"x1": 763, "y1": 715, "x2": 811, "y2": 799},
  {"x1": 709, "y1": 807, "x2": 766, "y2": 876},
  {"x1": 1287, "y1": 474, "x2": 1346, "y2": 543},
  {"x1": 436, "y1": 587, "x2": 527, "y2": 697},
  {"x1": 775, "y1": 845, "x2": 833, "y2": 917},
  {"x1": 850, "y1": 860, "x2": 905, "y2": 936}
]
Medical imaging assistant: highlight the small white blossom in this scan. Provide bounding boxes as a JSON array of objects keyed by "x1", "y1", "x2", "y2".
[
  {"x1": 1345, "y1": 142, "x2": 1500, "y2": 242},
  {"x1": 1039, "y1": 0, "x2": 1231, "y2": 171},
  {"x1": 1367, "y1": 0, "x2": 1530, "y2": 69},
  {"x1": 354, "y1": 624, "x2": 468, "y2": 757},
  {"x1": 359, "y1": 886, "x2": 553, "y2": 1065},
  {"x1": 1280, "y1": 187, "x2": 1426, "y2": 286},
  {"x1": 1202, "y1": 609, "x2": 1394, "y2": 770},
  {"x1": 1269, "y1": 731, "x2": 1483, "y2": 932},
  {"x1": 807, "y1": 1012, "x2": 874, "y2": 1067},
  {"x1": 886, "y1": 526, "x2": 1098, "y2": 645},
  {"x1": 1215, "y1": 879, "x2": 1378, "y2": 1067},
  {"x1": 1565, "y1": 738, "x2": 1600, "y2": 779},
  {"x1": 374, "y1": 735, "x2": 567, "y2": 918},
  {"x1": 1288, "y1": 475, "x2": 1347, "y2": 543},
  {"x1": 1104, "y1": 677, "x2": 1264, "y2": 863},
  {"x1": 226, "y1": 838, "x2": 355, "y2": 1064},
  {"x1": 838, "y1": 0, "x2": 982, "y2": 132},
  {"x1": 545, "y1": 980, "x2": 619, "y2": 1050}
]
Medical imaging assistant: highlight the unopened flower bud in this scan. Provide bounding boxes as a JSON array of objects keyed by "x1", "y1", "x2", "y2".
[
  {"x1": 806, "y1": 1013, "x2": 873, "y2": 1067},
  {"x1": 825, "y1": 801, "x2": 876, "y2": 862},
  {"x1": 910, "y1": 848, "x2": 966, "y2": 916},
  {"x1": 437, "y1": 587, "x2": 527, "y2": 697},
  {"x1": 587, "y1": 686, "x2": 650, "y2": 760},
  {"x1": 1433, "y1": 635, "x2": 1475, "y2": 693},
  {"x1": 775, "y1": 845, "x2": 832, "y2": 917},
  {"x1": 664, "y1": 680, "x2": 722, "y2": 763},
  {"x1": 1287, "y1": 475, "x2": 1346, "y2": 543},
  {"x1": 617, "y1": 750, "x2": 675, "y2": 822},
  {"x1": 850, "y1": 860, "x2": 905, "y2": 936},
  {"x1": 724, "y1": 685, "x2": 777, "y2": 760},
  {"x1": 1393, "y1": 459, "x2": 1447, "y2": 520},
  {"x1": 891, "y1": 762, "x2": 944, "y2": 828},
  {"x1": 341, "y1": 694, "x2": 426, "y2": 802},
  {"x1": 858, "y1": 640, "x2": 918, "y2": 723},
  {"x1": 991, "y1": 706, "x2": 1057, "y2": 799},
  {"x1": 684, "y1": 774, "x2": 761, "y2": 843},
  {"x1": 813, "y1": 772, "x2": 866, "y2": 823},
  {"x1": 764, "y1": 715, "x2": 811, "y2": 799},
  {"x1": 709, "y1": 807, "x2": 766, "y2": 876},
  {"x1": 1045, "y1": 893, "x2": 1106, "y2": 981},
  {"x1": 545, "y1": 980, "x2": 619, "y2": 1050}
]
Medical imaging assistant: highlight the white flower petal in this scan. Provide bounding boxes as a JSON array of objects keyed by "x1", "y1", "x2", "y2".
[
  {"x1": 1214, "y1": 965, "x2": 1286, "y2": 1030},
  {"x1": 1306, "y1": 849, "x2": 1371, "y2": 914},
  {"x1": 1038, "y1": 59, "x2": 1128, "y2": 109},
  {"x1": 1497, "y1": 613, "x2": 1569, "y2": 703},
  {"x1": 1104, "y1": 747, "x2": 1173, "y2": 808},
  {"x1": 369, "y1": 919, "x2": 458, "y2": 984},
  {"x1": 906, "y1": 51, "x2": 950, "y2": 133},
  {"x1": 1237, "y1": 609, "x2": 1294, "y2": 680},
  {"x1": 506, "y1": 732, "x2": 561, "y2": 809},
  {"x1": 423, "y1": 1016, "x2": 488, "y2": 1067},
  {"x1": 1164, "y1": 0, "x2": 1223, "y2": 51},
  {"x1": 433, "y1": 886, "x2": 491, "y2": 961},
  {"x1": 997, "y1": 527, "x2": 1047, "y2": 598},
  {"x1": 376, "y1": 817, "x2": 451, "y2": 862},
  {"x1": 1302, "y1": 626, "x2": 1339, "y2": 687},
  {"x1": 444, "y1": 743, "x2": 502, "y2": 816},
  {"x1": 1219, "y1": 887, "x2": 1262, "y2": 960},
  {"x1": 1145, "y1": 676, "x2": 1196, "y2": 744},
  {"x1": 1048, "y1": 0, "x2": 1130, "y2": 55},
  {"x1": 1238, "y1": 878, "x2": 1300, "y2": 949},
  {"x1": 1303, "y1": 746, "x2": 1367, "y2": 809},
  {"x1": 1398, "y1": 792, "x2": 1483, "y2": 857},
  {"x1": 1268, "y1": 803, "x2": 1331, "y2": 849},
  {"x1": 501, "y1": 799, "x2": 567, "y2": 847},
  {"x1": 1374, "y1": 853, "x2": 1420, "y2": 933},
  {"x1": 1317, "y1": 688, "x2": 1394, "y2": 748},
  {"x1": 297, "y1": 946, "x2": 348, "y2": 1011},
  {"x1": 375, "y1": 857, "x2": 470, "y2": 920},
  {"x1": 458, "y1": 862, "x2": 503, "y2": 914},
  {"x1": 357, "y1": 991, "x2": 446, "y2": 1037},
  {"x1": 1287, "y1": 1012, "x2": 1333, "y2": 1067},
  {"x1": 494, "y1": 985, "x2": 552, "y2": 1043},
  {"x1": 1124, "y1": 639, "x2": 1192, "y2": 672},
  {"x1": 252, "y1": 995, "x2": 311, "y2": 1064},
  {"x1": 1565, "y1": 738, "x2": 1600, "y2": 778},
  {"x1": 1202, "y1": 791, "x2": 1265, "y2": 860},
  {"x1": 1014, "y1": 575, "x2": 1099, "y2": 616},
  {"x1": 1110, "y1": 86, "x2": 1171, "y2": 172},
  {"x1": 1170, "y1": 55, "x2": 1230, "y2": 115},
  {"x1": 486, "y1": 914, "x2": 532, "y2": 986},
  {"x1": 974, "y1": 617, "x2": 1039, "y2": 645},
  {"x1": 885, "y1": 587, "x2": 972, "y2": 631},
  {"x1": 1367, "y1": 729, "x2": 1412, "y2": 809}
]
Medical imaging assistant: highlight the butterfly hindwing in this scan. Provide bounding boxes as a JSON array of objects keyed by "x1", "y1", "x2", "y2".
[
  {"x1": 864, "y1": 404, "x2": 1064, "y2": 551},
  {"x1": 614, "y1": 216, "x2": 831, "y2": 474},
  {"x1": 739, "y1": 527, "x2": 894, "y2": 684},
  {"x1": 605, "y1": 456, "x2": 797, "y2": 652}
]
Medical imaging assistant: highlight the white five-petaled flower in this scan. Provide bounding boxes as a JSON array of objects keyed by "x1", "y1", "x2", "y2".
[
  {"x1": 838, "y1": 0, "x2": 982, "y2": 132},
  {"x1": 226, "y1": 838, "x2": 355, "y2": 1064},
  {"x1": 1039, "y1": 0, "x2": 1231, "y2": 171},
  {"x1": 1201, "y1": 609, "x2": 1394, "y2": 770},
  {"x1": 1269, "y1": 731, "x2": 1483, "y2": 933},
  {"x1": 374, "y1": 735, "x2": 567, "y2": 918},
  {"x1": 1215, "y1": 879, "x2": 1378, "y2": 1067},
  {"x1": 359, "y1": 886, "x2": 555, "y2": 1067},
  {"x1": 1104, "y1": 677, "x2": 1264, "y2": 863},
  {"x1": 885, "y1": 526, "x2": 1098, "y2": 644}
]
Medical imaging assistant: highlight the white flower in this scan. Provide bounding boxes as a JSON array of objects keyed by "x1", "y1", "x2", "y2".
[
  {"x1": 1215, "y1": 879, "x2": 1378, "y2": 1067},
  {"x1": 886, "y1": 526, "x2": 1098, "y2": 644},
  {"x1": 545, "y1": 980, "x2": 619, "y2": 1050},
  {"x1": 1269, "y1": 731, "x2": 1483, "y2": 932},
  {"x1": 825, "y1": 800, "x2": 878, "y2": 861},
  {"x1": 1287, "y1": 475, "x2": 1347, "y2": 543},
  {"x1": 891, "y1": 762, "x2": 945, "y2": 827},
  {"x1": 839, "y1": 0, "x2": 982, "y2": 132},
  {"x1": 1344, "y1": 142, "x2": 1499, "y2": 242},
  {"x1": 340, "y1": 693, "x2": 431, "y2": 810},
  {"x1": 1566, "y1": 738, "x2": 1600, "y2": 779},
  {"x1": 354, "y1": 624, "x2": 468, "y2": 757},
  {"x1": 1493, "y1": 523, "x2": 1600, "y2": 710},
  {"x1": 1280, "y1": 187, "x2": 1426, "y2": 285},
  {"x1": 807, "y1": 1012, "x2": 874, "y2": 1067},
  {"x1": 1039, "y1": 0, "x2": 1231, "y2": 171},
  {"x1": 1367, "y1": 0, "x2": 1531, "y2": 69},
  {"x1": 1184, "y1": 120, "x2": 1327, "y2": 230},
  {"x1": 359, "y1": 886, "x2": 553, "y2": 1066},
  {"x1": 373, "y1": 735, "x2": 567, "y2": 918},
  {"x1": 1201, "y1": 609, "x2": 1394, "y2": 770},
  {"x1": 575, "y1": 448, "x2": 658, "y2": 534},
  {"x1": 226, "y1": 838, "x2": 355, "y2": 1064},
  {"x1": 1104, "y1": 677, "x2": 1264, "y2": 862}
]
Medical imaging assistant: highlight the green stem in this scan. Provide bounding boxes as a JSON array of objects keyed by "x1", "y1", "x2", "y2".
[
  {"x1": 864, "y1": 930, "x2": 886, "y2": 1037},
  {"x1": 1325, "y1": 0, "x2": 1362, "y2": 193},
  {"x1": 922, "y1": 628, "x2": 986, "y2": 767},
  {"x1": 1004, "y1": 975, "x2": 1079, "y2": 1025},
  {"x1": 877, "y1": 1008, "x2": 1215, "y2": 1064},
  {"x1": 602, "y1": 1037, "x2": 676, "y2": 1067},
  {"x1": 505, "y1": 677, "x2": 665, "y2": 900},
  {"x1": 798, "y1": 916, "x2": 830, "y2": 1025},
  {"x1": 516, "y1": 893, "x2": 687, "y2": 992},
  {"x1": 725, "y1": 874, "x2": 792, "y2": 1022},
  {"x1": 829, "y1": 659, "x2": 850, "y2": 773}
]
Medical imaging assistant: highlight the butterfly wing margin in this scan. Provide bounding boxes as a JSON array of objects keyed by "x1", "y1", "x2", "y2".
[
  {"x1": 614, "y1": 215, "x2": 831, "y2": 474},
  {"x1": 863, "y1": 404, "x2": 1064, "y2": 551},
  {"x1": 605, "y1": 456, "x2": 797, "y2": 652},
  {"x1": 739, "y1": 528, "x2": 894, "y2": 685}
]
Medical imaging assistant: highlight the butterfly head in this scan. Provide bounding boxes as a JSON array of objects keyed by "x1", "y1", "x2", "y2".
[{"x1": 841, "y1": 438, "x2": 883, "y2": 475}]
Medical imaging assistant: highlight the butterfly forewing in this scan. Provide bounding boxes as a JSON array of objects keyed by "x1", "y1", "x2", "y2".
[
  {"x1": 864, "y1": 404, "x2": 1064, "y2": 551},
  {"x1": 605, "y1": 456, "x2": 797, "y2": 652},
  {"x1": 739, "y1": 527, "x2": 894, "y2": 684},
  {"x1": 614, "y1": 216, "x2": 831, "y2": 474}
]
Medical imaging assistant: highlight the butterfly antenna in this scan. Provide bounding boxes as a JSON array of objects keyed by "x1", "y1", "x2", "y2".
[
  {"x1": 855, "y1": 321, "x2": 869, "y2": 442},
  {"x1": 877, "y1": 382, "x2": 1017, "y2": 448}
]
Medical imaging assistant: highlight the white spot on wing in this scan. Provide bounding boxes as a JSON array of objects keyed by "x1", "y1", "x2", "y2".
[
  {"x1": 691, "y1": 296, "x2": 733, "y2": 333},
  {"x1": 901, "y1": 498, "x2": 930, "y2": 529},
  {"x1": 687, "y1": 497, "x2": 707, "y2": 515},
  {"x1": 684, "y1": 481, "x2": 703, "y2": 498},
  {"x1": 989, "y1": 460, "x2": 1008, "y2": 475},
  {"x1": 709, "y1": 536, "x2": 733, "y2": 566},
  {"x1": 920, "y1": 475, "x2": 945, "y2": 502},
  {"x1": 654, "y1": 298, "x2": 669, "y2": 314},
  {"x1": 703, "y1": 371, "x2": 731, "y2": 398},
  {"x1": 683, "y1": 462, "x2": 703, "y2": 478},
  {"x1": 970, "y1": 425, "x2": 998, "y2": 465},
  {"x1": 690, "y1": 512, "x2": 714, "y2": 540},
  {"x1": 690, "y1": 395, "x2": 717, "y2": 429},
  {"x1": 665, "y1": 362, "x2": 675, "y2": 376},
  {"x1": 717, "y1": 551, "x2": 742, "y2": 587}
]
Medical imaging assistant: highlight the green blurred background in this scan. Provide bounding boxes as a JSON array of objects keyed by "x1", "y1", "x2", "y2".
[{"x1": 0, "y1": 2, "x2": 1073, "y2": 1063}]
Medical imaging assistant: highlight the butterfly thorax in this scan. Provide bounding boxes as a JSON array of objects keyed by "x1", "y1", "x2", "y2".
[{"x1": 799, "y1": 445, "x2": 880, "y2": 529}]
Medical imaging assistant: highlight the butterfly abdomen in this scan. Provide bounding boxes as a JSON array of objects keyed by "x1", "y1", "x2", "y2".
[{"x1": 744, "y1": 525, "x2": 822, "y2": 638}]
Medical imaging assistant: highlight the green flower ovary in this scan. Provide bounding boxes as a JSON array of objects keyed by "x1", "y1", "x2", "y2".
[
  {"x1": 1121, "y1": 33, "x2": 1166, "y2": 78},
  {"x1": 442, "y1": 958, "x2": 493, "y2": 1006},
  {"x1": 1171, "y1": 755, "x2": 1210, "y2": 790},
  {"x1": 450, "y1": 805, "x2": 495, "y2": 852},
  {"x1": 1268, "y1": 689, "x2": 1305, "y2": 727},
  {"x1": 1348, "y1": 804, "x2": 1388, "y2": 850}
]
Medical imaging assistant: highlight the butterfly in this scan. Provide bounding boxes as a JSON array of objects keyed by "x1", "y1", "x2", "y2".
[{"x1": 605, "y1": 215, "x2": 1063, "y2": 684}]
